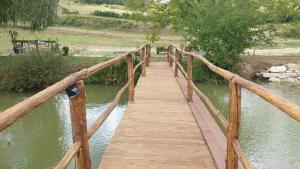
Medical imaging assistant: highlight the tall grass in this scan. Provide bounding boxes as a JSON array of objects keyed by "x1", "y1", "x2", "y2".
[
  {"x1": 0, "y1": 53, "x2": 141, "y2": 91},
  {"x1": 181, "y1": 58, "x2": 228, "y2": 83}
]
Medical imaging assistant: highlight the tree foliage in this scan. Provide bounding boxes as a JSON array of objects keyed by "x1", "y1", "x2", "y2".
[
  {"x1": 0, "y1": 0, "x2": 58, "y2": 30},
  {"x1": 126, "y1": 0, "x2": 269, "y2": 71},
  {"x1": 79, "y1": 0, "x2": 123, "y2": 5},
  {"x1": 256, "y1": 0, "x2": 300, "y2": 23}
]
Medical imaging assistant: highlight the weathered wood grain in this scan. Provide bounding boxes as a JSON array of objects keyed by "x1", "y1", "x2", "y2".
[
  {"x1": 99, "y1": 62, "x2": 217, "y2": 169},
  {"x1": 69, "y1": 81, "x2": 91, "y2": 169}
]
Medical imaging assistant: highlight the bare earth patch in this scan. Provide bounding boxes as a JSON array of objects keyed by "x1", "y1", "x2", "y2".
[{"x1": 241, "y1": 55, "x2": 300, "y2": 79}]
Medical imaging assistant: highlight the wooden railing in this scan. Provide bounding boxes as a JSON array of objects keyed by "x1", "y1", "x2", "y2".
[
  {"x1": 167, "y1": 45, "x2": 300, "y2": 169},
  {"x1": 0, "y1": 44, "x2": 151, "y2": 169}
]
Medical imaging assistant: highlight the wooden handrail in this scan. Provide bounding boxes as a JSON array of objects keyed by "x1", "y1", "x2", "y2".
[
  {"x1": 88, "y1": 61, "x2": 144, "y2": 138},
  {"x1": 233, "y1": 140, "x2": 253, "y2": 169},
  {"x1": 54, "y1": 141, "x2": 81, "y2": 169},
  {"x1": 0, "y1": 44, "x2": 150, "y2": 169},
  {"x1": 172, "y1": 45, "x2": 300, "y2": 122},
  {"x1": 168, "y1": 45, "x2": 300, "y2": 169},
  {"x1": 170, "y1": 54, "x2": 188, "y2": 79},
  {"x1": 191, "y1": 82, "x2": 228, "y2": 129},
  {"x1": 0, "y1": 46, "x2": 147, "y2": 132}
]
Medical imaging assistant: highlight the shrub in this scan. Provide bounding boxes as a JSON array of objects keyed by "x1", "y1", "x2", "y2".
[
  {"x1": 83, "y1": 0, "x2": 123, "y2": 5},
  {"x1": 275, "y1": 22, "x2": 300, "y2": 38},
  {"x1": 93, "y1": 11, "x2": 120, "y2": 18},
  {"x1": 62, "y1": 46, "x2": 69, "y2": 56},
  {"x1": 93, "y1": 10, "x2": 130, "y2": 19},
  {"x1": 0, "y1": 50, "x2": 69, "y2": 91},
  {"x1": 84, "y1": 57, "x2": 141, "y2": 85},
  {"x1": 55, "y1": 16, "x2": 137, "y2": 30},
  {"x1": 0, "y1": 53, "x2": 141, "y2": 91}
]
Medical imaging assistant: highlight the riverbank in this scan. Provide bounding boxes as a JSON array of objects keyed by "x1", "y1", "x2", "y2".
[
  {"x1": 241, "y1": 55, "x2": 300, "y2": 80},
  {"x1": 0, "y1": 54, "x2": 141, "y2": 91}
]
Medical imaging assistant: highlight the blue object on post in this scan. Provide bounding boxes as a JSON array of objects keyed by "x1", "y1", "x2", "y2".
[{"x1": 66, "y1": 85, "x2": 80, "y2": 97}]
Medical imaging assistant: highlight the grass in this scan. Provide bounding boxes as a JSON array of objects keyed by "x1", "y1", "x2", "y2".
[
  {"x1": 0, "y1": 27, "x2": 176, "y2": 56},
  {"x1": 59, "y1": 0, "x2": 127, "y2": 15},
  {"x1": 253, "y1": 37, "x2": 300, "y2": 49},
  {"x1": 55, "y1": 15, "x2": 138, "y2": 31}
]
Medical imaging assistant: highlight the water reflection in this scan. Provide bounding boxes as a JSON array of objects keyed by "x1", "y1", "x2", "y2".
[
  {"x1": 0, "y1": 84, "x2": 127, "y2": 169},
  {"x1": 197, "y1": 82, "x2": 300, "y2": 169}
]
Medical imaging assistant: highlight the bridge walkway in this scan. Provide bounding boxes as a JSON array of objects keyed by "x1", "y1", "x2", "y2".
[{"x1": 99, "y1": 62, "x2": 217, "y2": 169}]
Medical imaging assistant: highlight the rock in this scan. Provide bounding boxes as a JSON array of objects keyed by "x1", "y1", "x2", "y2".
[
  {"x1": 268, "y1": 66, "x2": 287, "y2": 73},
  {"x1": 297, "y1": 77, "x2": 300, "y2": 80},
  {"x1": 262, "y1": 73, "x2": 280, "y2": 78},
  {"x1": 269, "y1": 77, "x2": 281, "y2": 82},
  {"x1": 283, "y1": 78, "x2": 299, "y2": 83},
  {"x1": 286, "y1": 63, "x2": 300, "y2": 71},
  {"x1": 282, "y1": 72, "x2": 298, "y2": 78},
  {"x1": 261, "y1": 72, "x2": 297, "y2": 79}
]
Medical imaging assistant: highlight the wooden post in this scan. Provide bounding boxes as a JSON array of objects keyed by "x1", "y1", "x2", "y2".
[
  {"x1": 140, "y1": 47, "x2": 146, "y2": 77},
  {"x1": 226, "y1": 79, "x2": 241, "y2": 169},
  {"x1": 127, "y1": 54, "x2": 134, "y2": 102},
  {"x1": 168, "y1": 46, "x2": 173, "y2": 67},
  {"x1": 167, "y1": 46, "x2": 170, "y2": 62},
  {"x1": 146, "y1": 45, "x2": 151, "y2": 67},
  {"x1": 187, "y1": 55, "x2": 193, "y2": 102},
  {"x1": 178, "y1": 52, "x2": 182, "y2": 64},
  {"x1": 68, "y1": 81, "x2": 91, "y2": 169},
  {"x1": 174, "y1": 49, "x2": 179, "y2": 77}
]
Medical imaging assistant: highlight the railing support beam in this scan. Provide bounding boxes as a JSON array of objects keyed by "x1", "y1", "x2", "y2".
[
  {"x1": 226, "y1": 79, "x2": 241, "y2": 169},
  {"x1": 174, "y1": 49, "x2": 180, "y2": 77},
  {"x1": 67, "y1": 81, "x2": 91, "y2": 169},
  {"x1": 146, "y1": 45, "x2": 151, "y2": 67},
  {"x1": 187, "y1": 55, "x2": 193, "y2": 102},
  {"x1": 127, "y1": 54, "x2": 135, "y2": 102},
  {"x1": 141, "y1": 47, "x2": 146, "y2": 77},
  {"x1": 168, "y1": 46, "x2": 173, "y2": 67}
]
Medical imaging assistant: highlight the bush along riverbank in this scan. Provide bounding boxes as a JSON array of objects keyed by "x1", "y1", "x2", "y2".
[
  {"x1": 0, "y1": 51, "x2": 141, "y2": 91},
  {"x1": 181, "y1": 58, "x2": 232, "y2": 84}
]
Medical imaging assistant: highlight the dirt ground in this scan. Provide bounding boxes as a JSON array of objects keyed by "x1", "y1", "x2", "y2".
[{"x1": 241, "y1": 55, "x2": 300, "y2": 79}]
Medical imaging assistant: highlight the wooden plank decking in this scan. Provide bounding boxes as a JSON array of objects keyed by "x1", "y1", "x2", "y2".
[{"x1": 99, "y1": 62, "x2": 217, "y2": 169}]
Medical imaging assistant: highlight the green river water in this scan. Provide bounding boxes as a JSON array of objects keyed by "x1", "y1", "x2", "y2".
[{"x1": 0, "y1": 83, "x2": 299, "y2": 169}]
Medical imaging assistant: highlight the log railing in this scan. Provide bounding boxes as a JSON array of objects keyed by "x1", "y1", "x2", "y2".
[
  {"x1": 0, "y1": 44, "x2": 151, "y2": 169},
  {"x1": 167, "y1": 45, "x2": 300, "y2": 169}
]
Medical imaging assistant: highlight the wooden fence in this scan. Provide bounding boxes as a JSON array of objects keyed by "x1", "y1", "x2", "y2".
[
  {"x1": 0, "y1": 44, "x2": 151, "y2": 169},
  {"x1": 167, "y1": 45, "x2": 300, "y2": 169}
]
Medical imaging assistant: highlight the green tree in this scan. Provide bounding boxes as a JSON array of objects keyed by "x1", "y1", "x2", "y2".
[
  {"x1": 256, "y1": 0, "x2": 300, "y2": 23},
  {"x1": 0, "y1": 0, "x2": 58, "y2": 30},
  {"x1": 126, "y1": 0, "x2": 268, "y2": 72}
]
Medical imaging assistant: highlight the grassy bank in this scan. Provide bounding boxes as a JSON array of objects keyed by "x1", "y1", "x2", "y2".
[
  {"x1": 0, "y1": 27, "x2": 177, "y2": 56},
  {"x1": 0, "y1": 54, "x2": 141, "y2": 91},
  {"x1": 55, "y1": 15, "x2": 138, "y2": 31}
]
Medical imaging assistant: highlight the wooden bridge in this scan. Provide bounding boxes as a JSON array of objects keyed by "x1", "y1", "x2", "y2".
[{"x1": 0, "y1": 44, "x2": 300, "y2": 169}]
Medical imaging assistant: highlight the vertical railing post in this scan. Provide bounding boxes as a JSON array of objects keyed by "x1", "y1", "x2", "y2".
[
  {"x1": 178, "y1": 51, "x2": 182, "y2": 64},
  {"x1": 127, "y1": 53, "x2": 134, "y2": 102},
  {"x1": 187, "y1": 55, "x2": 193, "y2": 102},
  {"x1": 146, "y1": 45, "x2": 151, "y2": 67},
  {"x1": 167, "y1": 46, "x2": 170, "y2": 63},
  {"x1": 67, "y1": 80, "x2": 91, "y2": 169},
  {"x1": 168, "y1": 46, "x2": 173, "y2": 67},
  {"x1": 174, "y1": 49, "x2": 179, "y2": 77},
  {"x1": 226, "y1": 79, "x2": 241, "y2": 169},
  {"x1": 140, "y1": 47, "x2": 146, "y2": 77}
]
